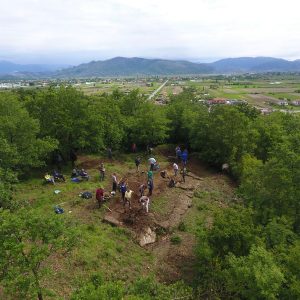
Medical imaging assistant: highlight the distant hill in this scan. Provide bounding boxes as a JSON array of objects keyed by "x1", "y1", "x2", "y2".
[
  {"x1": 0, "y1": 61, "x2": 69, "y2": 75},
  {"x1": 211, "y1": 57, "x2": 300, "y2": 73},
  {"x1": 56, "y1": 57, "x2": 213, "y2": 77}
]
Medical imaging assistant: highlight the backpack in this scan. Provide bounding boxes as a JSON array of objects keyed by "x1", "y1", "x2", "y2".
[
  {"x1": 54, "y1": 206, "x2": 64, "y2": 214},
  {"x1": 81, "y1": 191, "x2": 93, "y2": 199}
]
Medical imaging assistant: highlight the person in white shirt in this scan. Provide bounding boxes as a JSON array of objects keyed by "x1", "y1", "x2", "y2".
[
  {"x1": 148, "y1": 157, "x2": 156, "y2": 171},
  {"x1": 124, "y1": 189, "x2": 133, "y2": 209},
  {"x1": 139, "y1": 196, "x2": 150, "y2": 213},
  {"x1": 173, "y1": 163, "x2": 179, "y2": 176}
]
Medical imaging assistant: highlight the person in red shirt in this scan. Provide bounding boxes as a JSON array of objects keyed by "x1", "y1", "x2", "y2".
[
  {"x1": 96, "y1": 187, "x2": 104, "y2": 208},
  {"x1": 132, "y1": 143, "x2": 137, "y2": 153}
]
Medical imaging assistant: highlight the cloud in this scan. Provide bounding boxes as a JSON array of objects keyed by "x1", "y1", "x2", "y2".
[{"x1": 0, "y1": 0, "x2": 300, "y2": 63}]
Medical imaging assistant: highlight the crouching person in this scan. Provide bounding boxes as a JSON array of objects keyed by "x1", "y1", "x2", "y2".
[
  {"x1": 79, "y1": 169, "x2": 90, "y2": 180},
  {"x1": 53, "y1": 170, "x2": 66, "y2": 182},
  {"x1": 139, "y1": 196, "x2": 150, "y2": 213}
]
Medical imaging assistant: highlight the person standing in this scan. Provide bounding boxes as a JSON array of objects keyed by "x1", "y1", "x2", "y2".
[
  {"x1": 173, "y1": 162, "x2": 179, "y2": 177},
  {"x1": 181, "y1": 149, "x2": 188, "y2": 166},
  {"x1": 147, "y1": 170, "x2": 153, "y2": 182},
  {"x1": 135, "y1": 157, "x2": 141, "y2": 172},
  {"x1": 55, "y1": 152, "x2": 63, "y2": 171},
  {"x1": 139, "y1": 183, "x2": 147, "y2": 197},
  {"x1": 175, "y1": 146, "x2": 182, "y2": 161},
  {"x1": 132, "y1": 143, "x2": 137, "y2": 153},
  {"x1": 182, "y1": 167, "x2": 187, "y2": 183},
  {"x1": 147, "y1": 180, "x2": 153, "y2": 196},
  {"x1": 120, "y1": 181, "x2": 127, "y2": 203},
  {"x1": 96, "y1": 187, "x2": 104, "y2": 208},
  {"x1": 112, "y1": 173, "x2": 118, "y2": 192},
  {"x1": 69, "y1": 149, "x2": 77, "y2": 168},
  {"x1": 99, "y1": 162, "x2": 105, "y2": 181},
  {"x1": 147, "y1": 145, "x2": 152, "y2": 155}
]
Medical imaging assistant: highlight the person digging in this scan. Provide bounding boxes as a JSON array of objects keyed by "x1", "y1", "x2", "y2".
[{"x1": 124, "y1": 188, "x2": 134, "y2": 211}]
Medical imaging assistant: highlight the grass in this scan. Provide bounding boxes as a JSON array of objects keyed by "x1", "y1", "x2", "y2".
[
  {"x1": 183, "y1": 177, "x2": 234, "y2": 234},
  {"x1": 151, "y1": 195, "x2": 169, "y2": 215},
  {"x1": 170, "y1": 235, "x2": 182, "y2": 245},
  {"x1": 12, "y1": 153, "x2": 156, "y2": 299},
  {"x1": 10, "y1": 149, "x2": 237, "y2": 299}
]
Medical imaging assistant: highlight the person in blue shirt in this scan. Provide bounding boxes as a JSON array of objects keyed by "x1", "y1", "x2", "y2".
[
  {"x1": 181, "y1": 149, "x2": 188, "y2": 166},
  {"x1": 120, "y1": 181, "x2": 127, "y2": 202}
]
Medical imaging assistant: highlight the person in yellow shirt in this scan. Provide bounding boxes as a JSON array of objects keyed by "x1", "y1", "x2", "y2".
[{"x1": 44, "y1": 173, "x2": 55, "y2": 184}]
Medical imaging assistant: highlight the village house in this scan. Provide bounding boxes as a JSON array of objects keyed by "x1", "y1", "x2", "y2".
[{"x1": 207, "y1": 98, "x2": 227, "y2": 105}]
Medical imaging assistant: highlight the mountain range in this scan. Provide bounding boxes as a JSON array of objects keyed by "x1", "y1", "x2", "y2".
[
  {"x1": 1, "y1": 56, "x2": 300, "y2": 78},
  {"x1": 0, "y1": 61, "x2": 69, "y2": 76}
]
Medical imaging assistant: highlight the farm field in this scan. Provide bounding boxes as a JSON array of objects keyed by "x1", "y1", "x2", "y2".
[{"x1": 71, "y1": 74, "x2": 300, "y2": 110}]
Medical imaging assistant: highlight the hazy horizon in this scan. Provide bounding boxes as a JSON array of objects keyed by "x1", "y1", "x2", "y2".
[
  {"x1": 1, "y1": 0, "x2": 300, "y2": 65},
  {"x1": 1, "y1": 55, "x2": 300, "y2": 67}
]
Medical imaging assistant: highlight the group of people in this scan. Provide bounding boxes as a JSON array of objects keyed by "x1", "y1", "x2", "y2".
[
  {"x1": 174, "y1": 146, "x2": 188, "y2": 181},
  {"x1": 94, "y1": 156, "x2": 154, "y2": 213},
  {"x1": 45, "y1": 167, "x2": 90, "y2": 184},
  {"x1": 113, "y1": 173, "x2": 151, "y2": 213},
  {"x1": 71, "y1": 168, "x2": 90, "y2": 181},
  {"x1": 44, "y1": 170, "x2": 66, "y2": 184}
]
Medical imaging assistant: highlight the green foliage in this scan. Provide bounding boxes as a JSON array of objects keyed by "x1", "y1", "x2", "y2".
[
  {"x1": 178, "y1": 221, "x2": 187, "y2": 232},
  {"x1": 25, "y1": 86, "x2": 98, "y2": 153},
  {"x1": 72, "y1": 275, "x2": 193, "y2": 300},
  {"x1": 200, "y1": 106, "x2": 258, "y2": 168},
  {"x1": 204, "y1": 206, "x2": 259, "y2": 258},
  {"x1": 0, "y1": 209, "x2": 78, "y2": 299},
  {"x1": 0, "y1": 93, "x2": 57, "y2": 171},
  {"x1": 264, "y1": 217, "x2": 296, "y2": 249},
  {"x1": 195, "y1": 206, "x2": 260, "y2": 298},
  {"x1": 239, "y1": 138, "x2": 300, "y2": 229},
  {"x1": 0, "y1": 167, "x2": 18, "y2": 210},
  {"x1": 225, "y1": 246, "x2": 285, "y2": 299},
  {"x1": 170, "y1": 235, "x2": 182, "y2": 245}
]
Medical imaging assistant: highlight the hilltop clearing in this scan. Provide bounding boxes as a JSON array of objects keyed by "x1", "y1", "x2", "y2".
[{"x1": 9, "y1": 147, "x2": 234, "y2": 299}]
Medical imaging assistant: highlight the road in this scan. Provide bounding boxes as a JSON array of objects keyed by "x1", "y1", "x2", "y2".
[{"x1": 148, "y1": 80, "x2": 169, "y2": 100}]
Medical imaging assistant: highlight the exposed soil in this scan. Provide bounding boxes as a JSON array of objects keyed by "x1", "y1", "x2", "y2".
[
  {"x1": 98, "y1": 151, "x2": 231, "y2": 283},
  {"x1": 74, "y1": 152, "x2": 235, "y2": 284}
]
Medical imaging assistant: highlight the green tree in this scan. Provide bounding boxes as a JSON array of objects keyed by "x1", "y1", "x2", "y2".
[
  {"x1": 0, "y1": 93, "x2": 57, "y2": 171},
  {"x1": 0, "y1": 168, "x2": 18, "y2": 210},
  {"x1": 129, "y1": 102, "x2": 170, "y2": 146},
  {"x1": 198, "y1": 106, "x2": 258, "y2": 170},
  {"x1": 0, "y1": 209, "x2": 77, "y2": 300},
  {"x1": 25, "y1": 87, "x2": 97, "y2": 153},
  {"x1": 195, "y1": 206, "x2": 260, "y2": 298},
  {"x1": 225, "y1": 246, "x2": 284, "y2": 299}
]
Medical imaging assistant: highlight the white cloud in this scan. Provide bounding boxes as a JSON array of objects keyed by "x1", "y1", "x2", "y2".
[{"x1": 0, "y1": 0, "x2": 300, "y2": 63}]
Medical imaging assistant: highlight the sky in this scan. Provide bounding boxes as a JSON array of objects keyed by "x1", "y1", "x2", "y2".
[{"x1": 1, "y1": 0, "x2": 300, "y2": 65}]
